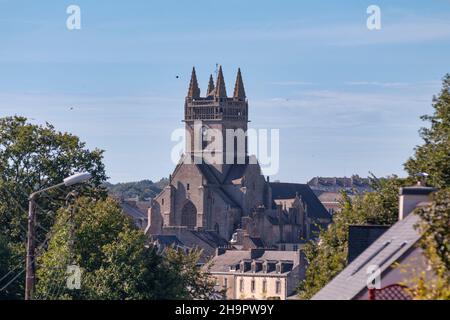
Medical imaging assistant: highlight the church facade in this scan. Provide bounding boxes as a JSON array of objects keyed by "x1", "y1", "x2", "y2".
[{"x1": 146, "y1": 67, "x2": 331, "y2": 251}]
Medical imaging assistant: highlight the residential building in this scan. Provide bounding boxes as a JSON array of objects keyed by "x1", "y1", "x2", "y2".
[
  {"x1": 209, "y1": 248, "x2": 305, "y2": 300},
  {"x1": 119, "y1": 200, "x2": 149, "y2": 230},
  {"x1": 312, "y1": 183, "x2": 436, "y2": 300}
]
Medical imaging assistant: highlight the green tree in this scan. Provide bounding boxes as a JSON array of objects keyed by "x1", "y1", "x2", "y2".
[
  {"x1": 36, "y1": 197, "x2": 159, "y2": 299},
  {"x1": 297, "y1": 177, "x2": 405, "y2": 299},
  {"x1": 298, "y1": 74, "x2": 450, "y2": 299},
  {"x1": 0, "y1": 235, "x2": 14, "y2": 299},
  {"x1": 36, "y1": 197, "x2": 215, "y2": 300},
  {"x1": 105, "y1": 179, "x2": 166, "y2": 200},
  {"x1": 164, "y1": 247, "x2": 219, "y2": 300},
  {"x1": 0, "y1": 116, "x2": 107, "y2": 299},
  {"x1": 402, "y1": 75, "x2": 450, "y2": 298},
  {"x1": 405, "y1": 74, "x2": 450, "y2": 188},
  {"x1": 405, "y1": 189, "x2": 450, "y2": 299}
]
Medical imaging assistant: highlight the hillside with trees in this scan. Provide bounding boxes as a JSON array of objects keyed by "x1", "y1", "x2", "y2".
[{"x1": 105, "y1": 179, "x2": 168, "y2": 200}]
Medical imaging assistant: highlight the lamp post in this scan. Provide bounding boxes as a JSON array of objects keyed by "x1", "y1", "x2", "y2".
[{"x1": 25, "y1": 172, "x2": 92, "y2": 300}]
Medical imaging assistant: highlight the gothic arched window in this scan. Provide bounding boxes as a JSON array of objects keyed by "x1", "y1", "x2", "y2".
[{"x1": 181, "y1": 201, "x2": 197, "y2": 229}]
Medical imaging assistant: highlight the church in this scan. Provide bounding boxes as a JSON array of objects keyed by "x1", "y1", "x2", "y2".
[{"x1": 146, "y1": 67, "x2": 331, "y2": 254}]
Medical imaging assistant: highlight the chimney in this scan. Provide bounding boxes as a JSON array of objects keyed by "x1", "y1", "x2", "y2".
[
  {"x1": 347, "y1": 225, "x2": 389, "y2": 263},
  {"x1": 216, "y1": 247, "x2": 227, "y2": 256},
  {"x1": 250, "y1": 248, "x2": 265, "y2": 259},
  {"x1": 398, "y1": 183, "x2": 436, "y2": 220}
]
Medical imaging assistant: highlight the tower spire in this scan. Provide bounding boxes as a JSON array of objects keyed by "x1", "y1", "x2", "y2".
[
  {"x1": 214, "y1": 65, "x2": 227, "y2": 98},
  {"x1": 233, "y1": 68, "x2": 246, "y2": 100},
  {"x1": 207, "y1": 74, "x2": 215, "y2": 96},
  {"x1": 187, "y1": 67, "x2": 200, "y2": 99}
]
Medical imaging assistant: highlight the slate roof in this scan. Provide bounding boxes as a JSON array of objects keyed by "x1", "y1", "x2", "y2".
[
  {"x1": 266, "y1": 213, "x2": 291, "y2": 225},
  {"x1": 191, "y1": 230, "x2": 230, "y2": 248},
  {"x1": 312, "y1": 213, "x2": 422, "y2": 300},
  {"x1": 248, "y1": 237, "x2": 265, "y2": 248},
  {"x1": 195, "y1": 164, "x2": 242, "y2": 209},
  {"x1": 210, "y1": 250, "x2": 251, "y2": 272},
  {"x1": 270, "y1": 183, "x2": 331, "y2": 220},
  {"x1": 223, "y1": 164, "x2": 249, "y2": 184},
  {"x1": 152, "y1": 235, "x2": 185, "y2": 248},
  {"x1": 120, "y1": 202, "x2": 147, "y2": 219},
  {"x1": 210, "y1": 249, "x2": 299, "y2": 273}
]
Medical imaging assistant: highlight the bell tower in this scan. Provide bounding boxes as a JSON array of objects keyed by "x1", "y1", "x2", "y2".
[{"x1": 184, "y1": 66, "x2": 249, "y2": 176}]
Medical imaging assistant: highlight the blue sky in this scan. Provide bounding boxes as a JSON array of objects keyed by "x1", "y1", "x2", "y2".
[{"x1": 1, "y1": 0, "x2": 449, "y2": 183}]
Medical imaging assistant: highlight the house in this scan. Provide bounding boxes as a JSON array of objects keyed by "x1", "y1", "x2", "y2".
[
  {"x1": 312, "y1": 183, "x2": 436, "y2": 300},
  {"x1": 120, "y1": 201, "x2": 148, "y2": 230},
  {"x1": 308, "y1": 176, "x2": 373, "y2": 215},
  {"x1": 209, "y1": 248, "x2": 305, "y2": 300}
]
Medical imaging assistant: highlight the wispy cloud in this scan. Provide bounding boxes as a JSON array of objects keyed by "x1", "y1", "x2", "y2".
[
  {"x1": 2, "y1": 14, "x2": 450, "y2": 64},
  {"x1": 0, "y1": 92, "x2": 182, "y2": 135},
  {"x1": 238, "y1": 17, "x2": 450, "y2": 46},
  {"x1": 253, "y1": 84, "x2": 438, "y2": 130},
  {"x1": 345, "y1": 81, "x2": 410, "y2": 88},
  {"x1": 269, "y1": 81, "x2": 315, "y2": 86}
]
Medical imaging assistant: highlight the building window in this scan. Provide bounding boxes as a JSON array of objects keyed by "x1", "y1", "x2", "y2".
[
  {"x1": 276, "y1": 264, "x2": 281, "y2": 273},
  {"x1": 262, "y1": 280, "x2": 267, "y2": 293},
  {"x1": 251, "y1": 280, "x2": 255, "y2": 293},
  {"x1": 276, "y1": 280, "x2": 281, "y2": 294},
  {"x1": 181, "y1": 201, "x2": 197, "y2": 229},
  {"x1": 293, "y1": 245, "x2": 298, "y2": 251},
  {"x1": 224, "y1": 278, "x2": 228, "y2": 289},
  {"x1": 239, "y1": 279, "x2": 244, "y2": 292},
  {"x1": 161, "y1": 198, "x2": 164, "y2": 206},
  {"x1": 187, "y1": 183, "x2": 190, "y2": 190}
]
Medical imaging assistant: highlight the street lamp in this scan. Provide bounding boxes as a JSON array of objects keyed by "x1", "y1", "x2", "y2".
[{"x1": 25, "y1": 172, "x2": 92, "y2": 300}]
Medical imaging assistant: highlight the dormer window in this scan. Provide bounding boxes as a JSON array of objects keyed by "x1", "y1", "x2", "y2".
[
  {"x1": 276, "y1": 263, "x2": 281, "y2": 273},
  {"x1": 240, "y1": 260, "x2": 251, "y2": 272}
]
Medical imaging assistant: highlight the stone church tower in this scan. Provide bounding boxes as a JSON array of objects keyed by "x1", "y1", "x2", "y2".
[
  {"x1": 184, "y1": 66, "x2": 249, "y2": 174},
  {"x1": 147, "y1": 67, "x2": 331, "y2": 252}
]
